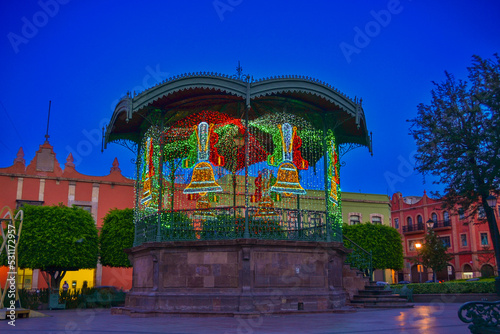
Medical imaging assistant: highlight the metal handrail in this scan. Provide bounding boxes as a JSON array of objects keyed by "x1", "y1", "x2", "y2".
[{"x1": 342, "y1": 234, "x2": 373, "y2": 278}]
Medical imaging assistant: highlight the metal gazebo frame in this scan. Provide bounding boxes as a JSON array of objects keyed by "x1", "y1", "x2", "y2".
[{"x1": 105, "y1": 72, "x2": 371, "y2": 247}]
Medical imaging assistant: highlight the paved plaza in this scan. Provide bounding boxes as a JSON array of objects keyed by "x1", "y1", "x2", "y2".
[{"x1": 0, "y1": 303, "x2": 471, "y2": 334}]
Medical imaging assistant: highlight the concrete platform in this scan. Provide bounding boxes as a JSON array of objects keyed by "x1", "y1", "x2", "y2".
[
  {"x1": 0, "y1": 308, "x2": 30, "y2": 320},
  {"x1": 0, "y1": 302, "x2": 472, "y2": 333}
]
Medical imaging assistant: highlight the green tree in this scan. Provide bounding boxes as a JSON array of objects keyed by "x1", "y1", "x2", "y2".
[
  {"x1": 343, "y1": 223, "x2": 404, "y2": 271},
  {"x1": 409, "y1": 230, "x2": 453, "y2": 282},
  {"x1": 409, "y1": 54, "x2": 500, "y2": 279},
  {"x1": 18, "y1": 204, "x2": 98, "y2": 290},
  {"x1": 99, "y1": 208, "x2": 134, "y2": 267}
]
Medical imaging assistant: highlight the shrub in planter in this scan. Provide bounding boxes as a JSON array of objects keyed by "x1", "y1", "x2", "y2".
[{"x1": 390, "y1": 281, "x2": 495, "y2": 294}]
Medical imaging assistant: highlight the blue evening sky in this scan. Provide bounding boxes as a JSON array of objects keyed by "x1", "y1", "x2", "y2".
[{"x1": 1, "y1": 0, "x2": 499, "y2": 198}]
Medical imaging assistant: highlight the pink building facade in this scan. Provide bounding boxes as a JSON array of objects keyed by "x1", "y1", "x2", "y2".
[
  {"x1": 391, "y1": 192, "x2": 499, "y2": 283},
  {"x1": 0, "y1": 140, "x2": 135, "y2": 290}
]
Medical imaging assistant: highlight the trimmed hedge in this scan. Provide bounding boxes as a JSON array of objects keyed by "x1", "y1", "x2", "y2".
[{"x1": 390, "y1": 281, "x2": 495, "y2": 294}]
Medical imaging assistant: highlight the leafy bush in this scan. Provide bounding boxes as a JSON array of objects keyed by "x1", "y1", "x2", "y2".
[
  {"x1": 390, "y1": 281, "x2": 496, "y2": 294},
  {"x1": 343, "y1": 223, "x2": 404, "y2": 270},
  {"x1": 3, "y1": 288, "x2": 49, "y2": 309},
  {"x1": 99, "y1": 208, "x2": 134, "y2": 267}
]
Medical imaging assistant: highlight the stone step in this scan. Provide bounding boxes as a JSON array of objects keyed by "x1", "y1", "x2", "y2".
[
  {"x1": 350, "y1": 303, "x2": 414, "y2": 309},
  {"x1": 350, "y1": 299, "x2": 412, "y2": 305},
  {"x1": 352, "y1": 294, "x2": 407, "y2": 300},
  {"x1": 363, "y1": 285, "x2": 387, "y2": 291},
  {"x1": 357, "y1": 290, "x2": 394, "y2": 296},
  {"x1": 352, "y1": 296, "x2": 406, "y2": 302}
]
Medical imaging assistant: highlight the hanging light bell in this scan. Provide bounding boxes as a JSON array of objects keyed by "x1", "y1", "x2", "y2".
[
  {"x1": 328, "y1": 139, "x2": 340, "y2": 205},
  {"x1": 184, "y1": 122, "x2": 223, "y2": 194},
  {"x1": 255, "y1": 194, "x2": 279, "y2": 219},
  {"x1": 255, "y1": 169, "x2": 278, "y2": 219},
  {"x1": 184, "y1": 162, "x2": 223, "y2": 194},
  {"x1": 270, "y1": 123, "x2": 306, "y2": 195},
  {"x1": 271, "y1": 162, "x2": 306, "y2": 195},
  {"x1": 193, "y1": 193, "x2": 216, "y2": 218}
]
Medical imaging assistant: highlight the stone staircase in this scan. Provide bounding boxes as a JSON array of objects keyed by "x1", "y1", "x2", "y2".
[{"x1": 349, "y1": 282, "x2": 414, "y2": 308}]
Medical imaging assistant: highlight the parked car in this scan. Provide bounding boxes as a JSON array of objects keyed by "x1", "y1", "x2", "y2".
[{"x1": 398, "y1": 280, "x2": 411, "y2": 284}]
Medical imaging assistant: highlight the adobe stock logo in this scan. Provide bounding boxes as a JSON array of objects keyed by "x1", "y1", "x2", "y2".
[
  {"x1": 213, "y1": 0, "x2": 243, "y2": 22},
  {"x1": 65, "y1": 64, "x2": 169, "y2": 168},
  {"x1": 384, "y1": 150, "x2": 417, "y2": 194},
  {"x1": 7, "y1": 0, "x2": 71, "y2": 54},
  {"x1": 339, "y1": 0, "x2": 407, "y2": 64}
]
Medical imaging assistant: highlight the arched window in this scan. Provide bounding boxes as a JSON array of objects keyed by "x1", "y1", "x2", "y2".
[
  {"x1": 417, "y1": 215, "x2": 423, "y2": 224},
  {"x1": 444, "y1": 211, "x2": 450, "y2": 222},
  {"x1": 431, "y1": 213, "x2": 438, "y2": 222},
  {"x1": 407, "y1": 217, "x2": 412, "y2": 225},
  {"x1": 463, "y1": 264, "x2": 472, "y2": 272}
]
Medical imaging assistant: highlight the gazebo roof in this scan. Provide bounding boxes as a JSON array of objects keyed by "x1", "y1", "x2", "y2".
[{"x1": 105, "y1": 73, "x2": 371, "y2": 151}]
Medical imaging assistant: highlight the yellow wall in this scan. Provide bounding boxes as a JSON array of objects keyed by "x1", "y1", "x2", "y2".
[
  {"x1": 61, "y1": 269, "x2": 95, "y2": 291},
  {"x1": 16, "y1": 268, "x2": 33, "y2": 290}
]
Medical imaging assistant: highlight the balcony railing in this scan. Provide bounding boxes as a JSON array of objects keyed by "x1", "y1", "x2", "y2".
[
  {"x1": 430, "y1": 219, "x2": 452, "y2": 229},
  {"x1": 402, "y1": 223, "x2": 424, "y2": 233}
]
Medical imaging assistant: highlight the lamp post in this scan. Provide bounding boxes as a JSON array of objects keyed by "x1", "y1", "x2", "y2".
[
  {"x1": 426, "y1": 218, "x2": 437, "y2": 282},
  {"x1": 415, "y1": 242, "x2": 422, "y2": 283},
  {"x1": 486, "y1": 194, "x2": 500, "y2": 295}
]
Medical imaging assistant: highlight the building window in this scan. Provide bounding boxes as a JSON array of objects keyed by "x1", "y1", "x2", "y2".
[
  {"x1": 458, "y1": 208, "x2": 465, "y2": 220},
  {"x1": 439, "y1": 236, "x2": 451, "y2": 248},
  {"x1": 16, "y1": 200, "x2": 43, "y2": 209},
  {"x1": 481, "y1": 233, "x2": 489, "y2": 246},
  {"x1": 478, "y1": 206, "x2": 486, "y2": 219},
  {"x1": 460, "y1": 234, "x2": 467, "y2": 247},
  {"x1": 417, "y1": 215, "x2": 423, "y2": 225},
  {"x1": 443, "y1": 211, "x2": 450, "y2": 222},
  {"x1": 350, "y1": 214, "x2": 361, "y2": 225},
  {"x1": 74, "y1": 205, "x2": 92, "y2": 214},
  {"x1": 372, "y1": 216, "x2": 382, "y2": 225},
  {"x1": 409, "y1": 239, "x2": 423, "y2": 252},
  {"x1": 431, "y1": 212, "x2": 438, "y2": 222},
  {"x1": 394, "y1": 218, "x2": 399, "y2": 229},
  {"x1": 407, "y1": 217, "x2": 412, "y2": 225}
]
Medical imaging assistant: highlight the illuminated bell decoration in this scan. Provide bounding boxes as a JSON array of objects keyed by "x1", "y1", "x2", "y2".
[
  {"x1": 255, "y1": 195, "x2": 278, "y2": 219},
  {"x1": 193, "y1": 193, "x2": 215, "y2": 218},
  {"x1": 184, "y1": 122, "x2": 223, "y2": 194},
  {"x1": 270, "y1": 123, "x2": 306, "y2": 195},
  {"x1": 140, "y1": 137, "x2": 155, "y2": 206},
  {"x1": 255, "y1": 169, "x2": 278, "y2": 219},
  {"x1": 329, "y1": 139, "x2": 340, "y2": 205},
  {"x1": 141, "y1": 178, "x2": 152, "y2": 205}
]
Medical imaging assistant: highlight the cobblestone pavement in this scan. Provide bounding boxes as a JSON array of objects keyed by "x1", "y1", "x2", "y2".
[{"x1": 0, "y1": 303, "x2": 469, "y2": 334}]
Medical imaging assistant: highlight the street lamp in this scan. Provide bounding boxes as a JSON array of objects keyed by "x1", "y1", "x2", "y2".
[
  {"x1": 425, "y1": 218, "x2": 438, "y2": 282},
  {"x1": 486, "y1": 195, "x2": 497, "y2": 209},
  {"x1": 485, "y1": 194, "x2": 500, "y2": 295},
  {"x1": 426, "y1": 218, "x2": 434, "y2": 231},
  {"x1": 415, "y1": 243, "x2": 423, "y2": 283}
]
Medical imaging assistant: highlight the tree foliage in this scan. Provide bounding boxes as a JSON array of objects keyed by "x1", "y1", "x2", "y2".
[
  {"x1": 99, "y1": 208, "x2": 134, "y2": 267},
  {"x1": 409, "y1": 230, "x2": 453, "y2": 281},
  {"x1": 343, "y1": 223, "x2": 404, "y2": 271},
  {"x1": 409, "y1": 54, "x2": 500, "y2": 276},
  {"x1": 409, "y1": 54, "x2": 500, "y2": 211},
  {"x1": 18, "y1": 204, "x2": 99, "y2": 289}
]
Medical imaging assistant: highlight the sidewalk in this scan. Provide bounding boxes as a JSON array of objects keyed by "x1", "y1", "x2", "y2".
[{"x1": 0, "y1": 303, "x2": 470, "y2": 334}]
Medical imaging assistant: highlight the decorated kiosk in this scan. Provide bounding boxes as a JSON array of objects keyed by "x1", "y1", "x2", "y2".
[{"x1": 105, "y1": 71, "x2": 371, "y2": 315}]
